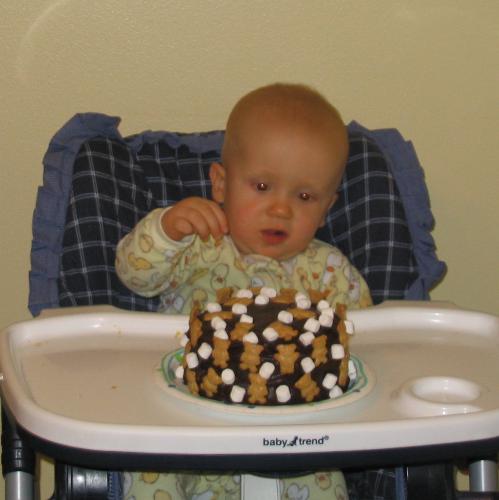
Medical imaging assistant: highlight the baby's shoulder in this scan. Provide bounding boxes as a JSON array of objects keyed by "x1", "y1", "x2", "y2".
[{"x1": 302, "y1": 239, "x2": 346, "y2": 261}]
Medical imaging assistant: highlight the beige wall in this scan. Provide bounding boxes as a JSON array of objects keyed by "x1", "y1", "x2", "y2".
[{"x1": 1, "y1": 1, "x2": 497, "y2": 497}]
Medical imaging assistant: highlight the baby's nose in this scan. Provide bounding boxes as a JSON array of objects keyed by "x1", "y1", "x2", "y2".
[{"x1": 267, "y1": 198, "x2": 292, "y2": 218}]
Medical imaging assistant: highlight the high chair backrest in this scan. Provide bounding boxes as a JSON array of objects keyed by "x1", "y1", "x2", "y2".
[{"x1": 28, "y1": 113, "x2": 445, "y2": 316}]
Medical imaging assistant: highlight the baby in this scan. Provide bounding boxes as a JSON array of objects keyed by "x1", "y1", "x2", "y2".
[{"x1": 117, "y1": 83, "x2": 371, "y2": 499}]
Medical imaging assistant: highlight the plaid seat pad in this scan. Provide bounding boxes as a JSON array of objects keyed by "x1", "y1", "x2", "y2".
[
  {"x1": 59, "y1": 138, "x2": 160, "y2": 311},
  {"x1": 59, "y1": 131, "x2": 417, "y2": 310},
  {"x1": 317, "y1": 131, "x2": 418, "y2": 303}
]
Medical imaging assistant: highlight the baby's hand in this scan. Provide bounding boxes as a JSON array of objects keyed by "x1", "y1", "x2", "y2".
[{"x1": 161, "y1": 197, "x2": 228, "y2": 242}]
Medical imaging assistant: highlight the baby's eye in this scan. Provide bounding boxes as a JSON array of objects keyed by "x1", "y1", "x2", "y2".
[
  {"x1": 299, "y1": 192, "x2": 312, "y2": 201},
  {"x1": 256, "y1": 182, "x2": 268, "y2": 191}
]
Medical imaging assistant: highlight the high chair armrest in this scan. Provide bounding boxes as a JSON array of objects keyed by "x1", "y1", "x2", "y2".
[{"x1": 38, "y1": 304, "x2": 122, "y2": 318}]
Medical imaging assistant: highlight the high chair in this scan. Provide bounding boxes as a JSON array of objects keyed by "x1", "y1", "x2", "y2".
[{"x1": 1, "y1": 113, "x2": 497, "y2": 500}]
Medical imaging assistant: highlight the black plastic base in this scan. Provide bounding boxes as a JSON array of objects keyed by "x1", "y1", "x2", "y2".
[
  {"x1": 1, "y1": 408, "x2": 35, "y2": 476},
  {"x1": 51, "y1": 464, "x2": 109, "y2": 500},
  {"x1": 407, "y1": 462, "x2": 456, "y2": 500}
]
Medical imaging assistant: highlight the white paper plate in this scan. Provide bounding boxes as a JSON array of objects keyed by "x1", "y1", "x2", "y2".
[{"x1": 157, "y1": 349, "x2": 375, "y2": 415}]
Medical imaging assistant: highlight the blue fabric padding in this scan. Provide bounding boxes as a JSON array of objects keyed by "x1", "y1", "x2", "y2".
[
  {"x1": 395, "y1": 465, "x2": 408, "y2": 500},
  {"x1": 127, "y1": 129, "x2": 225, "y2": 155},
  {"x1": 348, "y1": 121, "x2": 446, "y2": 299},
  {"x1": 107, "y1": 471, "x2": 123, "y2": 500},
  {"x1": 29, "y1": 114, "x2": 123, "y2": 315}
]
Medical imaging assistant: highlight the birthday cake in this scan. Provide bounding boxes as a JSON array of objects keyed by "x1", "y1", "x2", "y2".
[{"x1": 175, "y1": 287, "x2": 355, "y2": 405}]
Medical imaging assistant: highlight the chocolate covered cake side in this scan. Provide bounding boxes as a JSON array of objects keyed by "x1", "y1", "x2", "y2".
[{"x1": 175, "y1": 287, "x2": 355, "y2": 405}]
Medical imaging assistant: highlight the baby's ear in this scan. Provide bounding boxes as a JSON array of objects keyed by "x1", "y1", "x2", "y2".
[
  {"x1": 209, "y1": 162, "x2": 226, "y2": 203},
  {"x1": 328, "y1": 192, "x2": 338, "y2": 210},
  {"x1": 320, "y1": 193, "x2": 338, "y2": 226}
]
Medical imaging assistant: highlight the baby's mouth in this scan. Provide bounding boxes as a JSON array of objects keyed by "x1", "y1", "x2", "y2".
[{"x1": 261, "y1": 229, "x2": 288, "y2": 245}]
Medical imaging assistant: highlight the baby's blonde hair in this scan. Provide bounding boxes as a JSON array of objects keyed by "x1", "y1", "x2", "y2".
[{"x1": 222, "y1": 83, "x2": 347, "y2": 166}]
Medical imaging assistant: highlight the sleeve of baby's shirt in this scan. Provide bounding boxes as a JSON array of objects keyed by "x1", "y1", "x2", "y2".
[
  {"x1": 318, "y1": 245, "x2": 373, "y2": 309},
  {"x1": 114, "y1": 207, "x2": 194, "y2": 297},
  {"x1": 346, "y1": 263, "x2": 373, "y2": 309}
]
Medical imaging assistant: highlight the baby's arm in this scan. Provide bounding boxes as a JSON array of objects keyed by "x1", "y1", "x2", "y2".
[
  {"x1": 305, "y1": 242, "x2": 372, "y2": 309},
  {"x1": 114, "y1": 208, "x2": 184, "y2": 297},
  {"x1": 115, "y1": 198, "x2": 227, "y2": 297}
]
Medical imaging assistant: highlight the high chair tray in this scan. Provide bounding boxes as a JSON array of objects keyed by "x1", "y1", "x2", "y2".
[{"x1": 1, "y1": 303, "x2": 498, "y2": 470}]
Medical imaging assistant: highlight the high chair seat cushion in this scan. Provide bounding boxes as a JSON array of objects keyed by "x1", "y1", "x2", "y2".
[{"x1": 28, "y1": 113, "x2": 445, "y2": 316}]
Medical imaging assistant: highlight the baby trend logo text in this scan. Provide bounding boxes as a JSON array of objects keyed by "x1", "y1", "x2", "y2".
[{"x1": 262, "y1": 435, "x2": 330, "y2": 448}]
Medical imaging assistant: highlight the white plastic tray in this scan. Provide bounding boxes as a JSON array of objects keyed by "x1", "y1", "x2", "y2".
[{"x1": 1, "y1": 302, "x2": 498, "y2": 457}]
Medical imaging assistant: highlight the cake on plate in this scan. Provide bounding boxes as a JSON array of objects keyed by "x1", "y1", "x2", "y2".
[{"x1": 175, "y1": 287, "x2": 355, "y2": 405}]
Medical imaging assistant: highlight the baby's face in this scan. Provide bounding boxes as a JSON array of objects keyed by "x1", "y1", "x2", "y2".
[{"x1": 211, "y1": 121, "x2": 346, "y2": 261}]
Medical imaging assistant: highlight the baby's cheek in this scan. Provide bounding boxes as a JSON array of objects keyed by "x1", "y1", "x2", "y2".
[
  {"x1": 295, "y1": 218, "x2": 318, "y2": 238},
  {"x1": 229, "y1": 206, "x2": 257, "y2": 228}
]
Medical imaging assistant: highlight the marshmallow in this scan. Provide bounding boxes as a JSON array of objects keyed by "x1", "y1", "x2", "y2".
[
  {"x1": 211, "y1": 317, "x2": 226, "y2": 330},
  {"x1": 206, "y1": 302, "x2": 222, "y2": 313},
  {"x1": 321, "y1": 307, "x2": 335, "y2": 317},
  {"x1": 344, "y1": 320, "x2": 355, "y2": 335},
  {"x1": 331, "y1": 344, "x2": 345, "y2": 360},
  {"x1": 304, "y1": 317, "x2": 320, "y2": 333},
  {"x1": 295, "y1": 292, "x2": 312, "y2": 309},
  {"x1": 236, "y1": 288, "x2": 253, "y2": 299},
  {"x1": 294, "y1": 292, "x2": 308, "y2": 304},
  {"x1": 259, "y1": 362, "x2": 275, "y2": 379},
  {"x1": 221, "y1": 368, "x2": 235, "y2": 385},
  {"x1": 174, "y1": 365, "x2": 184, "y2": 379},
  {"x1": 318, "y1": 312, "x2": 333, "y2": 327},
  {"x1": 185, "y1": 352, "x2": 199, "y2": 368},
  {"x1": 255, "y1": 294, "x2": 270, "y2": 305},
  {"x1": 262, "y1": 327, "x2": 279, "y2": 342},
  {"x1": 232, "y1": 303, "x2": 247, "y2": 315},
  {"x1": 242, "y1": 331, "x2": 259, "y2": 344},
  {"x1": 197, "y1": 342, "x2": 212, "y2": 359},
  {"x1": 348, "y1": 359, "x2": 357, "y2": 381},
  {"x1": 260, "y1": 287, "x2": 277, "y2": 298},
  {"x1": 301, "y1": 357, "x2": 315, "y2": 373},
  {"x1": 317, "y1": 299, "x2": 330, "y2": 312},
  {"x1": 240, "y1": 313, "x2": 253, "y2": 324},
  {"x1": 296, "y1": 298, "x2": 312, "y2": 309},
  {"x1": 276, "y1": 385, "x2": 291, "y2": 403},
  {"x1": 329, "y1": 386, "x2": 343, "y2": 399},
  {"x1": 180, "y1": 334, "x2": 189, "y2": 347},
  {"x1": 230, "y1": 385, "x2": 245, "y2": 403},
  {"x1": 214, "y1": 328, "x2": 228, "y2": 339},
  {"x1": 299, "y1": 331, "x2": 315, "y2": 346},
  {"x1": 277, "y1": 310, "x2": 293, "y2": 324},
  {"x1": 322, "y1": 373, "x2": 338, "y2": 389}
]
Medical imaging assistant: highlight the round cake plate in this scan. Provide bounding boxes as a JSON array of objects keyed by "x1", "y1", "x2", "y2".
[{"x1": 157, "y1": 348, "x2": 376, "y2": 415}]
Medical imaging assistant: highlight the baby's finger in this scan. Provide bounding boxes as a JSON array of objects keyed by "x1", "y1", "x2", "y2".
[
  {"x1": 200, "y1": 206, "x2": 226, "y2": 240},
  {"x1": 173, "y1": 218, "x2": 195, "y2": 238},
  {"x1": 185, "y1": 209, "x2": 213, "y2": 240},
  {"x1": 208, "y1": 203, "x2": 229, "y2": 237}
]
